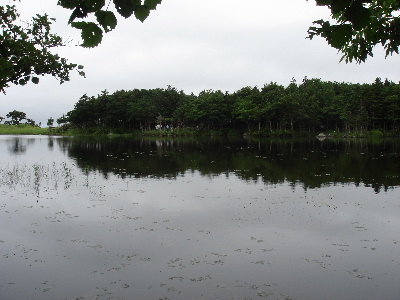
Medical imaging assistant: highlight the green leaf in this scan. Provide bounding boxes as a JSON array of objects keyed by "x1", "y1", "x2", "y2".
[
  {"x1": 59, "y1": 0, "x2": 105, "y2": 12},
  {"x1": 72, "y1": 22, "x2": 103, "y2": 47},
  {"x1": 96, "y1": 10, "x2": 117, "y2": 32},
  {"x1": 346, "y1": 4, "x2": 371, "y2": 30},
  {"x1": 31, "y1": 77, "x2": 39, "y2": 84},
  {"x1": 315, "y1": 0, "x2": 332, "y2": 6},
  {"x1": 113, "y1": 0, "x2": 140, "y2": 18},
  {"x1": 329, "y1": 24, "x2": 353, "y2": 49},
  {"x1": 144, "y1": 0, "x2": 162, "y2": 10},
  {"x1": 68, "y1": 7, "x2": 87, "y2": 24},
  {"x1": 85, "y1": 0, "x2": 106, "y2": 13},
  {"x1": 331, "y1": 0, "x2": 352, "y2": 14},
  {"x1": 134, "y1": 5, "x2": 150, "y2": 22},
  {"x1": 57, "y1": 0, "x2": 81, "y2": 10},
  {"x1": 71, "y1": 21, "x2": 86, "y2": 30}
]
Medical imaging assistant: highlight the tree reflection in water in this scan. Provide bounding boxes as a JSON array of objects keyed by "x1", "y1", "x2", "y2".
[{"x1": 59, "y1": 136, "x2": 400, "y2": 193}]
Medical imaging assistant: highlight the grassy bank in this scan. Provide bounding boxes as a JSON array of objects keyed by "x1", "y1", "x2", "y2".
[
  {"x1": 0, "y1": 124, "x2": 49, "y2": 135},
  {"x1": 0, "y1": 124, "x2": 398, "y2": 138}
]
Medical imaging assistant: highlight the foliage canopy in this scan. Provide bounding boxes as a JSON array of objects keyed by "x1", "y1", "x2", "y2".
[
  {"x1": 58, "y1": 0, "x2": 162, "y2": 48},
  {"x1": 59, "y1": 0, "x2": 400, "y2": 62},
  {"x1": 307, "y1": 0, "x2": 400, "y2": 62},
  {"x1": 1, "y1": 1, "x2": 399, "y2": 91},
  {"x1": 6, "y1": 110, "x2": 26, "y2": 125},
  {"x1": 65, "y1": 78, "x2": 400, "y2": 135}
]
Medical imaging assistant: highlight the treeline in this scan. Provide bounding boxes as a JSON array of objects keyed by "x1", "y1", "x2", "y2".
[{"x1": 66, "y1": 77, "x2": 400, "y2": 135}]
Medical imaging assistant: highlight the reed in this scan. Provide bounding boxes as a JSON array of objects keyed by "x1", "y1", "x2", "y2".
[{"x1": 0, "y1": 161, "x2": 76, "y2": 198}]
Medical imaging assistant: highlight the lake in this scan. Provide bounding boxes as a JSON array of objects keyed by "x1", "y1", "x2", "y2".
[{"x1": 0, "y1": 135, "x2": 399, "y2": 300}]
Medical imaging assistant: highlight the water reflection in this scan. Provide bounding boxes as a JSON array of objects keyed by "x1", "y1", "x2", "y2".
[
  {"x1": 48, "y1": 136, "x2": 54, "y2": 150},
  {"x1": 1, "y1": 135, "x2": 399, "y2": 300},
  {"x1": 55, "y1": 136, "x2": 400, "y2": 193},
  {"x1": 6, "y1": 137, "x2": 29, "y2": 154}
]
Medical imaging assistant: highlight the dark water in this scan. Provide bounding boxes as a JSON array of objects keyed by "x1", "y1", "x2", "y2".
[{"x1": 0, "y1": 135, "x2": 399, "y2": 300}]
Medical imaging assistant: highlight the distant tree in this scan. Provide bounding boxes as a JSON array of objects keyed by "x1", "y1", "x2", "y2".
[
  {"x1": 47, "y1": 117, "x2": 54, "y2": 127},
  {"x1": 67, "y1": 94, "x2": 98, "y2": 127},
  {"x1": 173, "y1": 93, "x2": 197, "y2": 128},
  {"x1": 260, "y1": 82, "x2": 285, "y2": 131},
  {"x1": 298, "y1": 77, "x2": 336, "y2": 132},
  {"x1": 102, "y1": 89, "x2": 131, "y2": 129},
  {"x1": 6, "y1": 110, "x2": 26, "y2": 125},
  {"x1": 0, "y1": 5, "x2": 84, "y2": 91},
  {"x1": 191, "y1": 90, "x2": 231, "y2": 129},
  {"x1": 128, "y1": 89, "x2": 158, "y2": 129},
  {"x1": 65, "y1": 79, "x2": 400, "y2": 134},
  {"x1": 25, "y1": 118, "x2": 36, "y2": 126},
  {"x1": 56, "y1": 115, "x2": 68, "y2": 126},
  {"x1": 280, "y1": 80, "x2": 303, "y2": 131},
  {"x1": 232, "y1": 86, "x2": 262, "y2": 130},
  {"x1": 0, "y1": 116, "x2": 4, "y2": 123}
]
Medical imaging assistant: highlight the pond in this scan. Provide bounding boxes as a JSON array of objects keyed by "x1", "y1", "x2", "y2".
[{"x1": 0, "y1": 135, "x2": 399, "y2": 300}]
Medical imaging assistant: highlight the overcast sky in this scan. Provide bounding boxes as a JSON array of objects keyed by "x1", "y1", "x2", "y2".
[{"x1": 2, "y1": 0, "x2": 400, "y2": 126}]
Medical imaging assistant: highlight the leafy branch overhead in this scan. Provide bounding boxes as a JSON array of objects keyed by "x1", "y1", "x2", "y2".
[
  {"x1": 61, "y1": 0, "x2": 399, "y2": 62},
  {"x1": 0, "y1": 5, "x2": 85, "y2": 92},
  {"x1": 307, "y1": 0, "x2": 400, "y2": 63},
  {"x1": 58, "y1": 0, "x2": 162, "y2": 48}
]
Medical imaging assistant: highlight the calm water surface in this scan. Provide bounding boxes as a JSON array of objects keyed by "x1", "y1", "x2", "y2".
[{"x1": 0, "y1": 135, "x2": 399, "y2": 300}]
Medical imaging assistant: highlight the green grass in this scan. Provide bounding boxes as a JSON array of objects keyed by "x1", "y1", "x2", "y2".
[{"x1": 0, "y1": 124, "x2": 50, "y2": 135}]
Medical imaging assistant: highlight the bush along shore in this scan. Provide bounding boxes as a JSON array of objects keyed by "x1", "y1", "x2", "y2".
[{"x1": 0, "y1": 124, "x2": 398, "y2": 139}]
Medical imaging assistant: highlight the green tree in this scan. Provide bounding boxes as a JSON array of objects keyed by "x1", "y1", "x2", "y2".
[
  {"x1": 128, "y1": 87, "x2": 182, "y2": 129},
  {"x1": 384, "y1": 94, "x2": 400, "y2": 130},
  {"x1": 25, "y1": 118, "x2": 36, "y2": 126},
  {"x1": 64, "y1": 79, "x2": 400, "y2": 134},
  {"x1": 128, "y1": 89, "x2": 158, "y2": 129},
  {"x1": 308, "y1": 0, "x2": 400, "y2": 63},
  {"x1": 173, "y1": 93, "x2": 197, "y2": 128},
  {"x1": 362, "y1": 78, "x2": 386, "y2": 130},
  {"x1": 298, "y1": 77, "x2": 336, "y2": 132},
  {"x1": 383, "y1": 82, "x2": 400, "y2": 131},
  {"x1": 56, "y1": 114, "x2": 68, "y2": 126},
  {"x1": 47, "y1": 117, "x2": 54, "y2": 127},
  {"x1": 193, "y1": 90, "x2": 231, "y2": 130},
  {"x1": 67, "y1": 94, "x2": 97, "y2": 127},
  {"x1": 6, "y1": 110, "x2": 26, "y2": 125},
  {"x1": 337, "y1": 83, "x2": 369, "y2": 132},
  {"x1": 103, "y1": 89, "x2": 131, "y2": 129},
  {"x1": 260, "y1": 82, "x2": 285, "y2": 131},
  {"x1": 232, "y1": 86, "x2": 262, "y2": 130},
  {"x1": 0, "y1": 5, "x2": 84, "y2": 91},
  {"x1": 278, "y1": 80, "x2": 303, "y2": 131}
]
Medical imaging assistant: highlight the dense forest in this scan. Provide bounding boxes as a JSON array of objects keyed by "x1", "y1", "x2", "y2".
[{"x1": 65, "y1": 77, "x2": 400, "y2": 136}]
